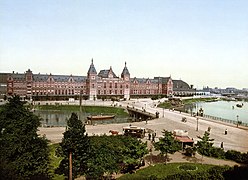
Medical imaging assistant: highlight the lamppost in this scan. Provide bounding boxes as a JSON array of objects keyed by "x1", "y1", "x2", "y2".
[
  {"x1": 236, "y1": 115, "x2": 239, "y2": 127},
  {"x1": 196, "y1": 117, "x2": 199, "y2": 131}
]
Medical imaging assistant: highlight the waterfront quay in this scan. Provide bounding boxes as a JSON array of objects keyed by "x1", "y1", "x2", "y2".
[{"x1": 38, "y1": 98, "x2": 248, "y2": 153}]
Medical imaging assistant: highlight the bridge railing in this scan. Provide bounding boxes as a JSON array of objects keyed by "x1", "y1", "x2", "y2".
[{"x1": 203, "y1": 114, "x2": 248, "y2": 127}]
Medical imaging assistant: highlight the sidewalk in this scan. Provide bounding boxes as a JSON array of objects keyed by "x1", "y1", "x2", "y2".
[{"x1": 38, "y1": 98, "x2": 248, "y2": 152}]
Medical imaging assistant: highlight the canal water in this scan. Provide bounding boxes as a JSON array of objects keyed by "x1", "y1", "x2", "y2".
[
  {"x1": 184, "y1": 100, "x2": 248, "y2": 124},
  {"x1": 35, "y1": 110, "x2": 131, "y2": 127}
]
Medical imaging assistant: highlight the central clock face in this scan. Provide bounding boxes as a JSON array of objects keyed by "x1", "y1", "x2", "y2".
[{"x1": 125, "y1": 77, "x2": 129, "y2": 80}]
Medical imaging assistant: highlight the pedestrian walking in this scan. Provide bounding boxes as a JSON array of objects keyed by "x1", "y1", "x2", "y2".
[
  {"x1": 148, "y1": 133, "x2": 151, "y2": 140},
  {"x1": 225, "y1": 129, "x2": 227, "y2": 135},
  {"x1": 152, "y1": 133, "x2": 155, "y2": 143},
  {"x1": 221, "y1": 142, "x2": 224, "y2": 149}
]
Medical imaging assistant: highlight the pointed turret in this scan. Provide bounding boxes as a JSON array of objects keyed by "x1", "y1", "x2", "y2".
[
  {"x1": 87, "y1": 59, "x2": 97, "y2": 100},
  {"x1": 87, "y1": 58, "x2": 97, "y2": 76},
  {"x1": 121, "y1": 62, "x2": 130, "y2": 78},
  {"x1": 121, "y1": 62, "x2": 130, "y2": 100}
]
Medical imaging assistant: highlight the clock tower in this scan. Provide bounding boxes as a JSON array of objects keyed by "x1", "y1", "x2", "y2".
[
  {"x1": 87, "y1": 59, "x2": 97, "y2": 100},
  {"x1": 121, "y1": 62, "x2": 130, "y2": 100}
]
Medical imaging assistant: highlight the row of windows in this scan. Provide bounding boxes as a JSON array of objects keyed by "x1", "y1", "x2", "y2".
[
  {"x1": 132, "y1": 85, "x2": 158, "y2": 89},
  {"x1": 33, "y1": 84, "x2": 83, "y2": 88},
  {"x1": 97, "y1": 90, "x2": 123, "y2": 95},
  {"x1": 132, "y1": 90, "x2": 159, "y2": 94},
  {"x1": 92, "y1": 84, "x2": 129, "y2": 89},
  {"x1": 33, "y1": 89, "x2": 82, "y2": 95}
]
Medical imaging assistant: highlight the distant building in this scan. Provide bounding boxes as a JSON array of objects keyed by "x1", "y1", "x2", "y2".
[
  {"x1": 172, "y1": 80, "x2": 195, "y2": 96},
  {"x1": 0, "y1": 73, "x2": 9, "y2": 99},
  {"x1": 1, "y1": 59, "x2": 194, "y2": 100}
]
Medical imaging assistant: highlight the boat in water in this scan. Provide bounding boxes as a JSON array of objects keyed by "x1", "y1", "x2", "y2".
[
  {"x1": 236, "y1": 103, "x2": 244, "y2": 108},
  {"x1": 87, "y1": 115, "x2": 115, "y2": 120}
]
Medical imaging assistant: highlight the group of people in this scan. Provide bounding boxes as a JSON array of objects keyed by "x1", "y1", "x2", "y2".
[{"x1": 148, "y1": 131, "x2": 156, "y2": 142}]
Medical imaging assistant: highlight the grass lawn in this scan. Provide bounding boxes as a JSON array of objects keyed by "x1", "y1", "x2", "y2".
[
  {"x1": 118, "y1": 163, "x2": 216, "y2": 179},
  {"x1": 157, "y1": 102, "x2": 172, "y2": 109},
  {"x1": 158, "y1": 97, "x2": 218, "y2": 109},
  {"x1": 182, "y1": 97, "x2": 218, "y2": 105},
  {"x1": 37, "y1": 105, "x2": 129, "y2": 116}
]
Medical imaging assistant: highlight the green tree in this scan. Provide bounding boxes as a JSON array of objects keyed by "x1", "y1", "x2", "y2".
[
  {"x1": 0, "y1": 96, "x2": 50, "y2": 179},
  {"x1": 196, "y1": 131, "x2": 214, "y2": 160},
  {"x1": 86, "y1": 135, "x2": 148, "y2": 178},
  {"x1": 154, "y1": 130, "x2": 180, "y2": 164},
  {"x1": 56, "y1": 112, "x2": 90, "y2": 179},
  {"x1": 119, "y1": 135, "x2": 148, "y2": 173}
]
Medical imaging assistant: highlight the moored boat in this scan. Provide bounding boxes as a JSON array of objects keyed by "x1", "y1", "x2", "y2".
[
  {"x1": 236, "y1": 103, "x2": 243, "y2": 108},
  {"x1": 87, "y1": 115, "x2": 115, "y2": 120}
]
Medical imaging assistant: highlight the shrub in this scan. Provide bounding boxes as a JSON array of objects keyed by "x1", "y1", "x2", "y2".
[
  {"x1": 207, "y1": 166, "x2": 230, "y2": 180},
  {"x1": 210, "y1": 147, "x2": 225, "y2": 159},
  {"x1": 184, "y1": 147, "x2": 196, "y2": 157},
  {"x1": 223, "y1": 165, "x2": 248, "y2": 180},
  {"x1": 225, "y1": 150, "x2": 248, "y2": 164}
]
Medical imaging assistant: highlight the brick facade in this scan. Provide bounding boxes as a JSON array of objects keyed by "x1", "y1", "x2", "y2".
[{"x1": 4, "y1": 60, "x2": 194, "y2": 100}]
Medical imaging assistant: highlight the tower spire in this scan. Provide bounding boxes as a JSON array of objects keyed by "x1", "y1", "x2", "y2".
[{"x1": 87, "y1": 58, "x2": 97, "y2": 75}]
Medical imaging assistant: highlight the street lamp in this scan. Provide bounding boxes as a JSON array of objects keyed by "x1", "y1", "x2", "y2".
[
  {"x1": 236, "y1": 115, "x2": 239, "y2": 127},
  {"x1": 196, "y1": 118, "x2": 199, "y2": 131}
]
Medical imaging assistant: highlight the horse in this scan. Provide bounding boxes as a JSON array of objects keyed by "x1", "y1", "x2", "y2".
[{"x1": 109, "y1": 130, "x2": 119, "y2": 135}]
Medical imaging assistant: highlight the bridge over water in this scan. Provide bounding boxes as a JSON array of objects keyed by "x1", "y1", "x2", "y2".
[{"x1": 126, "y1": 106, "x2": 159, "y2": 121}]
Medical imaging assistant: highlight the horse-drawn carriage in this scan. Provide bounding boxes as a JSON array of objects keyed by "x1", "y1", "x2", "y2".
[
  {"x1": 123, "y1": 126, "x2": 146, "y2": 138},
  {"x1": 181, "y1": 117, "x2": 187, "y2": 122}
]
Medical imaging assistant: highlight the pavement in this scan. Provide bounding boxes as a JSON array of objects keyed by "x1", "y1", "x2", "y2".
[{"x1": 38, "y1": 98, "x2": 248, "y2": 153}]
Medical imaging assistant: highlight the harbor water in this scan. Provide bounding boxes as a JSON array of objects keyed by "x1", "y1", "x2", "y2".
[
  {"x1": 184, "y1": 100, "x2": 248, "y2": 124},
  {"x1": 35, "y1": 110, "x2": 131, "y2": 127}
]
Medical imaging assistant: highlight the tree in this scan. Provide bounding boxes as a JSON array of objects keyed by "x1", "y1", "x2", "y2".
[
  {"x1": 119, "y1": 135, "x2": 148, "y2": 173},
  {"x1": 0, "y1": 96, "x2": 50, "y2": 179},
  {"x1": 56, "y1": 113, "x2": 90, "y2": 179},
  {"x1": 196, "y1": 131, "x2": 214, "y2": 160},
  {"x1": 87, "y1": 135, "x2": 148, "y2": 178},
  {"x1": 154, "y1": 130, "x2": 180, "y2": 164}
]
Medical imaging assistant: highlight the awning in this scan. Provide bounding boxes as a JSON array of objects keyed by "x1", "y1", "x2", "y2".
[{"x1": 175, "y1": 136, "x2": 194, "y2": 143}]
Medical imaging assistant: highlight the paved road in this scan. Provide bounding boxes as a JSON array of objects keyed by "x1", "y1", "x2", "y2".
[{"x1": 38, "y1": 98, "x2": 248, "y2": 152}]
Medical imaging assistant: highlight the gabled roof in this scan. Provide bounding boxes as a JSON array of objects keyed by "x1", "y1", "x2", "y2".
[
  {"x1": 132, "y1": 77, "x2": 171, "y2": 84},
  {"x1": 154, "y1": 77, "x2": 171, "y2": 83},
  {"x1": 11, "y1": 73, "x2": 25, "y2": 81},
  {"x1": 33, "y1": 74, "x2": 49, "y2": 81},
  {"x1": 98, "y1": 69, "x2": 118, "y2": 78},
  {"x1": 72, "y1": 76, "x2": 87, "y2": 82},
  {"x1": 132, "y1": 77, "x2": 154, "y2": 84},
  {"x1": 33, "y1": 74, "x2": 87, "y2": 82},
  {"x1": 87, "y1": 59, "x2": 97, "y2": 75}
]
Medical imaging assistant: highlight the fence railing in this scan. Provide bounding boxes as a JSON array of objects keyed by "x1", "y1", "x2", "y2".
[{"x1": 203, "y1": 114, "x2": 248, "y2": 127}]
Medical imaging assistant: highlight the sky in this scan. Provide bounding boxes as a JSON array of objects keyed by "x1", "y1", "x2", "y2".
[{"x1": 0, "y1": 0, "x2": 248, "y2": 89}]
